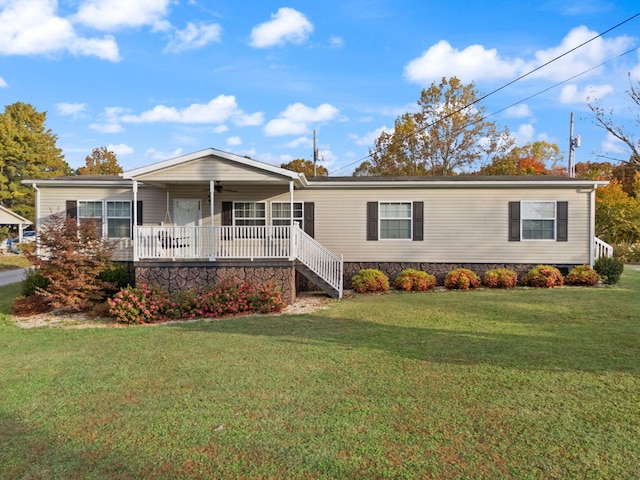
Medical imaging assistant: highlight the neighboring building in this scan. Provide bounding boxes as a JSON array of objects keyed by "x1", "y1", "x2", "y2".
[{"x1": 23, "y1": 148, "x2": 612, "y2": 302}]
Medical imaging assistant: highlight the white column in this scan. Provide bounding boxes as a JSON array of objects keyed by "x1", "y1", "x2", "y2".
[
  {"x1": 209, "y1": 180, "x2": 215, "y2": 261},
  {"x1": 132, "y1": 181, "x2": 138, "y2": 261},
  {"x1": 589, "y1": 184, "x2": 597, "y2": 267},
  {"x1": 289, "y1": 181, "x2": 295, "y2": 260}
]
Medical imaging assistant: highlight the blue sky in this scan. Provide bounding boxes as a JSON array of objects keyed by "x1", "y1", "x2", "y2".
[{"x1": 1, "y1": 0, "x2": 639, "y2": 174}]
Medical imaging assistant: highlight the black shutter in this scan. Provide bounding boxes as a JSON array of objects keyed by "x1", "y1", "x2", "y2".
[
  {"x1": 412, "y1": 201, "x2": 424, "y2": 241},
  {"x1": 304, "y1": 202, "x2": 315, "y2": 238},
  {"x1": 66, "y1": 200, "x2": 77, "y2": 219},
  {"x1": 508, "y1": 201, "x2": 520, "y2": 241},
  {"x1": 222, "y1": 201, "x2": 233, "y2": 226},
  {"x1": 136, "y1": 201, "x2": 143, "y2": 225},
  {"x1": 367, "y1": 202, "x2": 378, "y2": 241},
  {"x1": 557, "y1": 201, "x2": 568, "y2": 242}
]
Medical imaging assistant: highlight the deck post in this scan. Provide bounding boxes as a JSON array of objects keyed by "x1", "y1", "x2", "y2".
[
  {"x1": 133, "y1": 180, "x2": 138, "y2": 261},
  {"x1": 289, "y1": 181, "x2": 295, "y2": 260},
  {"x1": 209, "y1": 180, "x2": 215, "y2": 261}
]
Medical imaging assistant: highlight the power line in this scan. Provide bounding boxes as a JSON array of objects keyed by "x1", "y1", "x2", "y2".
[{"x1": 330, "y1": 12, "x2": 640, "y2": 175}]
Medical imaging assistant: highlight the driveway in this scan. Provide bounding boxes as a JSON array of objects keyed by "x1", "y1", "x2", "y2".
[{"x1": 0, "y1": 268, "x2": 29, "y2": 286}]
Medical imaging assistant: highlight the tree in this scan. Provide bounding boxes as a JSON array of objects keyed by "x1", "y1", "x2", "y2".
[
  {"x1": 356, "y1": 77, "x2": 514, "y2": 176},
  {"x1": 0, "y1": 102, "x2": 71, "y2": 220},
  {"x1": 588, "y1": 74, "x2": 640, "y2": 165},
  {"x1": 595, "y1": 178, "x2": 640, "y2": 245},
  {"x1": 281, "y1": 159, "x2": 328, "y2": 176},
  {"x1": 477, "y1": 141, "x2": 563, "y2": 176},
  {"x1": 77, "y1": 147, "x2": 123, "y2": 175}
]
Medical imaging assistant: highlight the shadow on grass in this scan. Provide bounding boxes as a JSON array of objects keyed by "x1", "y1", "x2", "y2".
[{"x1": 168, "y1": 310, "x2": 639, "y2": 375}]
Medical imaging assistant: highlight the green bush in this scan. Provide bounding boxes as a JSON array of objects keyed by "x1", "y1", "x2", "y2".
[
  {"x1": 444, "y1": 268, "x2": 481, "y2": 290},
  {"x1": 394, "y1": 268, "x2": 436, "y2": 291},
  {"x1": 613, "y1": 243, "x2": 640, "y2": 263},
  {"x1": 351, "y1": 269, "x2": 390, "y2": 293},
  {"x1": 98, "y1": 262, "x2": 130, "y2": 295},
  {"x1": 565, "y1": 265, "x2": 600, "y2": 286},
  {"x1": 594, "y1": 256, "x2": 624, "y2": 285},
  {"x1": 482, "y1": 268, "x2": 518, "y2": 288},
  {"x1": 522, "y1": 265, "x2": 564, "y2": 288},
  {"x1": 21, "y1": 268, "x2": 50, "y2": 297}
]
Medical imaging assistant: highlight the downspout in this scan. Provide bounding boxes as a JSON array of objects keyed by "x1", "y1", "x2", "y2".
[
  {"x1": 289, "y1": 180, "x2": 295, "y2": 260},
  {"x1": 589, "y1": 184, "x2": 597, "y2": 267},
  {"x1": 32, "y1": 183, "x2": 40, "y2": 258},
  {"x1": 209, "y1": 180, "x2": 215, "y2": 261},
  {"x1": 132, "y1": 181, "x2": 138, "y2": 261}
]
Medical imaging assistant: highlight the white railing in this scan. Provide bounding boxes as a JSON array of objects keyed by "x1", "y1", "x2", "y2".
[
  {"x1": 292, "y1": 225, "x2": 343, "y2": 298},
  {"x1": 594, "y1": 236, "x2": 613, "y2": 259},
  {"x1": 134, "y1": 224, "x2": 343, "y2": 298}
]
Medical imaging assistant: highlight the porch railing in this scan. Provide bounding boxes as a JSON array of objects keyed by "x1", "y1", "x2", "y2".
[
  {"x1": 594, "y1": 236, "x2": 613, "y2": 259},
  {"x1": 134, "y1": 225, "x2": 343, "y2": 298}
]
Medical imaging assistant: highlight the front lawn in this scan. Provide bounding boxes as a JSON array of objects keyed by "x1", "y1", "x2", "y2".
[{"x1": 1, "y1": 271, "x2": 638, "y2": 479}]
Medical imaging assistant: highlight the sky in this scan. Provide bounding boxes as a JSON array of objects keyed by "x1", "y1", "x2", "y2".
[{"x1": 1, "y1": 0, "x2": 639, "y2": 175}]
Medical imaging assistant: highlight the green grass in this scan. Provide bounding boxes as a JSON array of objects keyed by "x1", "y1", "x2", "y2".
[
  {"x1": 1, "y1": 271, "x2": 639, "y2": 479},
  {"x1": 0, "y1": 254, "x2": 31, "y2": 271}
]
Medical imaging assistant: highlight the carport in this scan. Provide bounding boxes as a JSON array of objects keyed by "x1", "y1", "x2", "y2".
[{"x1": 0, "y1": 205, "x2": 33, "y2": 250}]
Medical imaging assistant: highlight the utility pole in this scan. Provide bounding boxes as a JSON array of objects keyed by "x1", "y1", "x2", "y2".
[
  {"x1": 313, "y1": 129, "x2": 317, "y2": 176},
  {"x1": 568, "y1": 112, "x2": 580, "y2": 178}
]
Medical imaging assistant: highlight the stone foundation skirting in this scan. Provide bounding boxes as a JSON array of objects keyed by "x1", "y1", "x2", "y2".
[
  {"x1": 343, "y1": 262, "x2": 579, "y2": 289},
  {"x1": 134, "y1": 260, "x2": 296, "y2": 304}
]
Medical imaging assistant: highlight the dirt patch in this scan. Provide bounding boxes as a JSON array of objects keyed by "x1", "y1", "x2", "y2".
[{"x1": 11, "y1": 292, "x2": 334, "y2": 329}]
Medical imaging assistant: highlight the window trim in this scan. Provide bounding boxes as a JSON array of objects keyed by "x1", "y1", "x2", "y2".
[
  {"x1": 270, "y1": 201, "x2": 304, "y2": 228},
  {"x1": 106, "y1": 200, "x2": 132, "y2": 239},
  {"x1": 232, "y1": 201, "x2": 266, "y2": 226},
  {"x1": 520, "y1": 200, "x2": 557, "y2": 241},
  {"x1": 74, "y1": 199, "x2": 133, "y2": 239},
  {"x1": 378, "y1": 201, "x2": 413, "y2": 241}
]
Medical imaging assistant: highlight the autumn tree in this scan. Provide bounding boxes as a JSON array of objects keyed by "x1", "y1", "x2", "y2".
[
  {"x1": 595, "y1": 178, "x2": 640, "y2": 245},
  {"x1": 588, "y1": 74, "x2": 640, "y2": 166},
  {"x1": 77, "y1": 147, "x2": 123, "y2": 175},
  {"x1": 0, "y1": 102, "x2": 71, "y2": 220},
  {"x1": 478, "y1": 141, "x2": 563, "y2": 176},
  {"x1": 281, "y1": 159, "x2": 328, "y2": 176},
  {"x1": 355, "y1": 77, "x2": 514, "y2": 176}
]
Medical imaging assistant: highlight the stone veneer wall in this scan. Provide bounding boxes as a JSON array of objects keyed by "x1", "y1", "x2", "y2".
[
  {"x1": 135, "y1": 260, "x2": 296, "y2": 304},
  {"x1": 342, "y1": 262, "x2": 579, "y2": 289}
]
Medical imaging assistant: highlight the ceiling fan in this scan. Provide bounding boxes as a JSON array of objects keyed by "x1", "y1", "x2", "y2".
[{"x1": 213, "y1": 181, "x2": 238, "y2": 193}]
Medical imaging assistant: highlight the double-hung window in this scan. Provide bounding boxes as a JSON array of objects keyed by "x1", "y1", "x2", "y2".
[
  {"x1": 78, "y1": 201, "x2": 103, "y2": 235},
  {"x1": 106, "y1": 201, "x2": 132, "y2": 238},
  {"x1": 521, "y1": 201, "x2": 556, "y2": 240},
  {"x1": 271, "y1": 202, "x2": 303, "y2": 227},
  {"x1": 234, "y1": 202, "x2": 266, "y2": 226},
  {"x1": 380, "y1": 202, "x2": 412, "y2": 239}
]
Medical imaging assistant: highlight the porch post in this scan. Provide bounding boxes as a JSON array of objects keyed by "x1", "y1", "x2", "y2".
[
  {"x1": 589, "y1": 184, "x2": 597, "y2": 267},
  {"x1": 209, "y1": 180, "x2": 215, "y2": 261},
  {"x1": 133, "y1": 181, "x2": 139, "y2": 261},
  {"x1": 289, "y1": 180, "x2": 295, "y2": 260}
]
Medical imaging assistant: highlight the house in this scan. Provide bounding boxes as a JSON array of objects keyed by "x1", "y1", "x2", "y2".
[{"x1": 23, "y1": 148, "x2": 612, "y2": 302}]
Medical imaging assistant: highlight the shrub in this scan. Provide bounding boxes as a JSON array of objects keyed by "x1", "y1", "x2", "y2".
[
  {"x1": 351, "y1": 269, "x2": 389, "y2": 293},
  {"x1": 613, "y1": 243, "x2": 640, "y2": 263},
  {"x1": 394, "y1": 268, "x2": 436, "y2": 291},
  {"x1": 565, "y1": 265, "x2": 600, "y2": 286},
  {"x1": 594, "y1": 256, "x2": 624, "y2": 285},
  {"x1": 444, "y1": 268, "x2": 481, "y2": 290},
  {"x1": 98, "y1": 262, "x2": 130, "y2": 295},
  {"x1": 11, "y1": 295, "x2": 52, "y2": 316},
  {"x1": 108, "y1": 283, "x2": 173, "y2": 324},
  {"x1": 522, "y1": 265, "x2": 564, "y2": 288},
  {"x1": 482, "y1": 268, "x2": 518, "y2": 289},
  {"x1": 21, "y1": 268, "x2": 50, "y2": 297}
]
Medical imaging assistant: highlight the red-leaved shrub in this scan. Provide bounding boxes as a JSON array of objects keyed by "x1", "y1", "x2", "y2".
[
  {"x1": 565, "y1": 265, "x2": 600, "y2": 286},
  {"x1": 444, "y1": 268, "x2": 481, "y2": 290},
  {"x1": 521, "y1": 265, "x2": 564, "y2": 288},
  {"x1": 351, "y1": 269, "x2": 389, "y2": 293},
  {"x1": 482, "y1": 268, "x2": 518, "y2": 289},
  {"x1": 394, "y1": 268, "x2": 436, "y2": 291}
]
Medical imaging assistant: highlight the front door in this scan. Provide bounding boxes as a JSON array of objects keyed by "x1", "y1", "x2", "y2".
[{"x1": 174, "y1": 199, "x2": 201, "y2": 256}]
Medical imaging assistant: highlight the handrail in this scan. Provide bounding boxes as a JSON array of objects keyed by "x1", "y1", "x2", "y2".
[
  {"x1": 594, "y1": 237, "x2": 613, "y2": 259},
  {"x1": 292, "y1": 225, "x2": 343, "y2": 298}
]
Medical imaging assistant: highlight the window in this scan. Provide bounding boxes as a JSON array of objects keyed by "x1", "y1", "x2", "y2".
[
  {"x1": 521, "y1": 201, "x2": 556, "y2": 240},
  {"x1": 271, "y1": 202, "x2": 303, "y2": 227},
  {"x1": 234, "y1": 202, "x2": 266, "y2": 226},
  {"x1": 380, "y1": 202, "x2": 412, "y2": 239},
  {"x1": 78, "y1": 201, "x2": 103, "y2": 235},
  {"x1": 107, "y1": 201, "x2": 131, "y2": 238}
]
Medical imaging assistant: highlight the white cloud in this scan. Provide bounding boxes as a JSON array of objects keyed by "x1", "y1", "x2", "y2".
[
  {"x1": 404, "y1": 40, "x2": 523, "y2": 84},
  {"x1": 119, "y1": 95, "x2": 262, "y2": 126},
  {"x1": 164, "y1": 22, "x2": 222, "y2": 53},
  {"x1": 514, "y1": 124, "x2": 536, "y2": 144},
  {"x1": 233, "y1": 111, "x2": 264, "y2": 126},
  {"x1": 286, "y1": 136, "x2": 312, "y2": 148},
  {"x1": 0, "y1": 76, "x2": 7, "y2": 88},
  {"x1": 0, "y1": 0, "x2": 119, "y2": 61},
  {"x1": 629, "y1": 49, "x2": 640, "y2": 80},
  {"x1": 56, "y1": 102, "x2": 88, "y2": 118},
  {"x1": 404, "y1": 26, "x2": 633, "y2": 85},
  {"x1": 503, "y1": 104, "x2": 532, "y2": 118},
  {"x1": 330, "y1": 36, "x2": 344, "y2": 48},
  {"x1": 349, "y1": 125, "x2": 391, "y2": 146},
  {"x1": 89, "y1": 122, "x2": 123, "y2": 133},
  {"x1": 559, "y1": 83, "x2": 614, "y2": 104},
  {"x1": 226, "y1": 136, "x2": 242, "y2": 146},
  {"x1": 249, "y1": 7, "x2": 313, "y2": 48},
  {"x1": 601, "y1": 132, "x2": 628, "y2": 155},
  {"x1": 264, "y1": 103, "x2": 339, "y2": 136},
  {"x1": 107, "y1": 143, "x2": 134, "y2": 156},
  {"x1": 74, "y1": 0, "x2": 172, "y2": 31},
  {"x1": 144, "y1": 147, "x2": 184, "y2": 161},
  {"x1": 213, "y1": 125, "x2": 229, "y2": 134}
]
